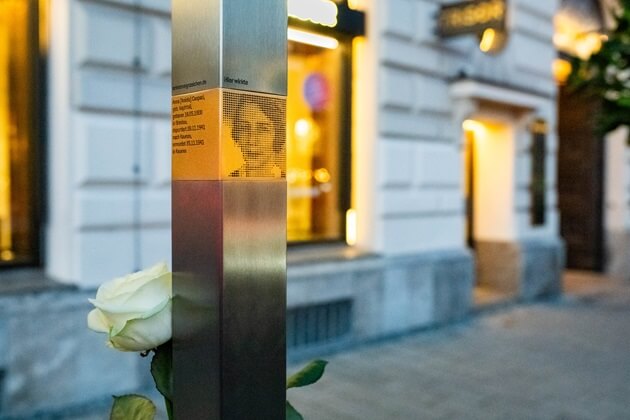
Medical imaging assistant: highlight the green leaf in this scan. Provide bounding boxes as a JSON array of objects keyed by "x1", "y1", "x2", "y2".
[
  {"x1": 286, "y1": 360, "x2": 328, "y2": 389},
  {"x1": 110, "y1": 394, "x2": 156, "y2": 420},
  {"x1": 151, "y1": 341, "x2": 172, "y2": 399},
  {"x1": 151, "y1": 341, "x2": 173, "y2": 419},
  {"x1": 286, "y1": 400, "x2": 304, "y2": 420}
]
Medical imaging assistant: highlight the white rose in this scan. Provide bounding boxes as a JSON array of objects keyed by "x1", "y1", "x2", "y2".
[{"x1": 87, "y1": 262, "x2": 172, "y2": 352}]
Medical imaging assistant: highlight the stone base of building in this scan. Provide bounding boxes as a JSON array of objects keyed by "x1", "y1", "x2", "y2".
[
  {"x1": 287, "y1": 249, "x2": 475, "y2": 359},
  {"x1": 0, "y1": 249, "x2": 475, "y2": 417},
  {"x1": 606, "y1": 229, "x2": 630, "y2": 282},
  {"x1": 0, "y1": 289, "x2": 154, "y2": 418},
  {"x1": 475, "y1": 238, "x2": 565, "y2": 301}
]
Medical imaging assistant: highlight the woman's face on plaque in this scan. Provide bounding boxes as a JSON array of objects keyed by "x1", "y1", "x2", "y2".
[{"x1": 235, "y1": 102, "x2": 275, "y2": 172}]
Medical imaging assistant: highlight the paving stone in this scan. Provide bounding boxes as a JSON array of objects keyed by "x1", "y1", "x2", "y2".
[{"x1": 287, "y1": 273, "x2": 630, "y2": 419}]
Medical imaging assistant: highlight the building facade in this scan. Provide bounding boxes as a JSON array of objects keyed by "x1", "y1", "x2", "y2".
[
  {"x1": 45, "y1": 0, "x2": 564, "y2": 310},
  {"x1": 555, "y1": 0, "x2": 630, "y2": 279},
  {"x1": 2, "y1": 0, "x2": 626, "y2": 416}
]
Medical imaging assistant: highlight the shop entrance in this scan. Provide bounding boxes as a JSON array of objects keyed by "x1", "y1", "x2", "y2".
[
  {"x1": 462, "y1": 118, "x2": 517, "y2": 304},
  {"x1": 0, "y1": 0, "x2": 41, "y2": 266}
]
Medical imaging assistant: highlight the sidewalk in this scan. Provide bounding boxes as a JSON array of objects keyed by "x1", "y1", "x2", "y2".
[
  {"x1": 24, "y1": 271, "x2": 629, "y2": 419},
  {"x1": 287, "y1": 271, "x2": 630, "y2": 419}
]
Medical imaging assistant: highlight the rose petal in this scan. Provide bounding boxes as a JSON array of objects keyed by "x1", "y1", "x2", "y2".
[
  {"x1": 96, "y1": 262, "x2": 169, "y2": 301},
  {"x1": 115, "y1": 272, "x2": 172, "y2": 311},
  {"x1": 90, "y1": 273, "x2": 171, "y2": 335},
  {"x1": 87, "y1": 308, "x2": 111, "y2": 333},
  {"x1": 108, "y1": 335, "x2": 141, "y2": 352},
  {"x1": 87, "y1": 299, "x2": 143, "y2": 336},
  {"x1": 109, "y1": 300, "x2": 172, "y2": 352},
  {"x1": 109, "y1": 297, "x2": 171, "y2": 336},
  {"x1": 91, "y1": 272, "x2": 171, "y2": 313},
  {"x1": 89, "y1": 272, "x2": 170, "y2": 314}
]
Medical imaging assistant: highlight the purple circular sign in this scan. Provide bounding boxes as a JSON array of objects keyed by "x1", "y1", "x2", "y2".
[{"x1": 303, "y1": 73, "x2": 331, "y2": 112}]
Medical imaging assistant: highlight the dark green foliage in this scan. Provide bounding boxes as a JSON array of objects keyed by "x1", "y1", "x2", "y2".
[
  {"x1": 286, "y1": 400, "x2": 305, "y2": 420},
  {"x1": 287, "y1": 360, "x2": 328, "y2": 389},
  {"x1": 151, "y1": 341, "x2": 173, "y2": 419},
  {"x1": 286, "y1": 360, "x2": 328, "y2": 418},
  {"x1": 569, "y1": 1, "x2": 630, "y2": 140}
]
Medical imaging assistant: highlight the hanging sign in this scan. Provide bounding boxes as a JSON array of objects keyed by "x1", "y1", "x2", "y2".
[{"x1": 437, "y1": 0, "x2": 506, "y2": 38}]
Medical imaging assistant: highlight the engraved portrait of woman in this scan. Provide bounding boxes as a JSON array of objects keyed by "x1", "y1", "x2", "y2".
[{"x1": 229, "y1": 94, "x2": 285, "y2": 178}]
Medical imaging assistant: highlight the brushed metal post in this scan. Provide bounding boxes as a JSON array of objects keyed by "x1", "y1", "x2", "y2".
[
  {"x1": 171, "y1": 1, "x2": 287, "y2": 418},
  {"x1": 172, "y1": 0, "x2": 287, "y2": 96}
]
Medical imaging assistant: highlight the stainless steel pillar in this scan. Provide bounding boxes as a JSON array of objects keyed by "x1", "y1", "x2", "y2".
[{"x1": 171, "y1": 1, "x2": 286, "y2": 418}]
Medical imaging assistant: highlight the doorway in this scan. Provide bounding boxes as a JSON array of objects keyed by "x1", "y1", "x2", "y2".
[
  {"x1": 557, "y1": 86, "x2": 605, "y2": 271},
  {"x1": 463, "y1": 117, "x2": 518, "y2": 305}
]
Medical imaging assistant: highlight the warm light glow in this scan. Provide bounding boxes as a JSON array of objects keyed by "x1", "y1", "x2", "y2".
[
  {"x1": 347, "y1": 0, "x2": 361, "y2": 10},
  {"x1": 288, "y1": 0, "x2": 338, "y2": 27},
  {"x1": 0, "y1": 0, "x2": 39, "y2": 263},
  {"x1": 552, "y1": 33, "x2": 570, "y2": 49},
  {"x1": 313, "y1": 168, "x2": 331, "y2": 183},
  {"x1": 294, "y1": 118, "x2": 312, "y2": 138},
  {"x1": 288, "y1": 28, "x2": 339, "y2": 49},
  {"x1": 553, "y1": 58, "x2": 572, "y2": 85},
  {"x1": 287, "y1": 32, "x2": 344, "y2": 242},
  {"x1": 463, "y1": 119, "x2": 486, "y2": 136},
  {"x1": 0, "y1": 3, "x2": 13, "y2": 259},
  {"x1": 465, "y1": 121, "x2": 516, "y2": 241},
  {"x1": 346, "y1": 209, "x2": 358, "y2": 246},
  {"x1": 1, "y1": 250, "x2": 13, "y2": 261},
  {"x1": 554, "y1": 13, "x2": 604, "y2": 59},
  {"x1": 478, "y1": 27, "x2": 506, "y2": 54},
  {"x1": 575, "y1": 32, "x2": 602, "y2": 60},
  {"x1": 479, "y1": 28, "x2": 496, "y2": 53},
  {"x1": 351, "y1": 35, "x2": 367, "y2": 247}
]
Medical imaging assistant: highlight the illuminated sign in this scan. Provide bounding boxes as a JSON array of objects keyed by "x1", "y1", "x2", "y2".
[
  {"x1": 437, "y1": 0, "x2": 506, "y2": 38},
  {"x1": 288, "y1": 0, "x2": 338, "y2": 27},
  {"x1": 288, "y1": 1, "x2": 365, "y2": 38},
  {"x1": 287, "y1": 28, "x2": 339, "y2": 49}
]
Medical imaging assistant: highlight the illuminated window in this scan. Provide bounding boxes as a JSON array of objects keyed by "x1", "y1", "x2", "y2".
[
  {"x1": 287, "y1": 38, "x2": 349, "y2": 243},
  {"x1": 0, "y1": 0, "x2": 42, "y2": 266},
  {"x1": 286, "y1": 2, "x2": 364, "y2": 243}
]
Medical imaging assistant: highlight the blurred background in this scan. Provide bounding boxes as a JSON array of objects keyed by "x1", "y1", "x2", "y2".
[{"x1": 1, "y1": 0, "x2": 629, "y2": 418}]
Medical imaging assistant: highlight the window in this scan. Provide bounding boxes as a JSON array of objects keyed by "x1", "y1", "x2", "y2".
[
  {"x1": 530, "y1": 118, "x2": 547, "y2": 226},
  {"x1": 0, "y1": 0, "x2": 42, "y2": 266},
  {"x1": 287, "y1": 39, "x2": 350, "y2": 243},
  {"x1": 286, "y1": 1, "x2": 364, "y2": 244}
]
